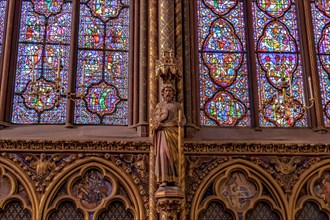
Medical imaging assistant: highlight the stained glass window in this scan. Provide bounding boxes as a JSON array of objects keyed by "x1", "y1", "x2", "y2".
[
  {"x1": 198, "y1": 0, "x2": 309, "y2": 127},
  {"x1": 0, "y1": 0, "x2": 7, "y2": 58},
  {"x1": 253, "y1": 0, "x2": 307, "y2": 127},
  {"x1": 198, "y1": 0, "x2": 251, "y2": 126},
  {"x1": 11, "y1": 0, "x2": 72, "y2": 124},
  {"x1": 311, "y1": 0, "x2": 330, "y2": 127},
  {"x1": 74, "y1": 0, "x2": 129, "y2": 125}
]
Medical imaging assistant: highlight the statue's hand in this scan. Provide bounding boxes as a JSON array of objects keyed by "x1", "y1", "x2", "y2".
[{"x1": 154, "y1": 120, "x2": 163, "y2": 130}]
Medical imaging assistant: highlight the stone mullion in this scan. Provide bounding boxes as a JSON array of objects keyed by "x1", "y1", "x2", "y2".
[
  {"x1": 132, "y1": 0, "x2": 140, "y2": 127},
  {"x1": 182, "y1": 0, "x2": 198, "y2": 137},
  {"x1": 65, "y1": 0, "x2": 80, "y2": 128},
  {"x1": 0, "y1": 0, "x2": 17, "y2": 127},
  {"x1": 136, "y1": 0, "x2": 149, "y2": 137},
  {"x1": 301, "y1": 0, "x2": 327, "y2": 131}
]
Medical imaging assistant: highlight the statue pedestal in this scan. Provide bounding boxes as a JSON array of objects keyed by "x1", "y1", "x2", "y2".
[{"x1": 155, "y1": 186, "x2": 184, "y2": 220}]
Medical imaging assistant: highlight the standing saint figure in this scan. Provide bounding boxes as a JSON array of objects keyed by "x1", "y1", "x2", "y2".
[{"x1": 153, "y1": 84, "x2": 185, "y2": 187}]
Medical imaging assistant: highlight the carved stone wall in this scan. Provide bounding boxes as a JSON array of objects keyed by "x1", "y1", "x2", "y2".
[
  {"x1": 0, "y1": 141, "x2": 149, "y2": 220},
  {"x1": 1, "y1": 141, "x2": 330, "y2": 219}
]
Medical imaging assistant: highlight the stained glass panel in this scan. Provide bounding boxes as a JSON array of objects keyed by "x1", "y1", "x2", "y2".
[
  {"x1": 11, "y1": 0, "x2": 72, "y2": 124},
  {"x1": 75, "y1": 0, "x2": 129, "y2": 125},
  {"x1": 0, "y1": 0, "x2": 7, "y2": 58},
  {"x1": 253, "y1": 0, "x2": 307, "y2": 127},
  {"x1": 311, "y1": 0, "x2": 330, "y2": 127},
  {"x1": 198, "y1": 0, "x2": 251, "y2": 126}
]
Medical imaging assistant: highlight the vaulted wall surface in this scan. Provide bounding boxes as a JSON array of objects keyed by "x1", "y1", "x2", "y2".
[{"x1": 1, "y1": 0, "x2": 330, "y2": 220}]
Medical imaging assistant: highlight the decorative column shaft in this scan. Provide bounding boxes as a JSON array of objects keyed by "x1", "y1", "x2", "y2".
[
  {"x1": 148, "y1": 0, "x2": 158, "y2": 218},
  {"x1": 159, "y1": 0, "x2": 175, "y2": 54},
  {"x1": 65, "y1": 0, "x2": 80, "y2": 128}
]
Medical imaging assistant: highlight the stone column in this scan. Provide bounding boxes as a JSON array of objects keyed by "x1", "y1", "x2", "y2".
[{"x1": 152, "y1": 0, "x2": 186, "y2": 219}]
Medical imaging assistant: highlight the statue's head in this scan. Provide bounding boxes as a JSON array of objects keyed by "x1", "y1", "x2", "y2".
[{"x1": 161, "y1": 84, "x2": 176, "y2": 102}]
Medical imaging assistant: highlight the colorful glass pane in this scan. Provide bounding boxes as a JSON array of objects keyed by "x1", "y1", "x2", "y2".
[
  {"x1": 11, "y1": 0, "x2": 71, "y2": 124},
  {"x1": 75, "y1": 0, "x2": 129, "y2": 125},
  {"x1": 198, "y1": 0, "x2": 250, "y2": 126},
  {"x1": 253, "y1": 0, "x2": 307, "y2": 127},
  {"x1": 0, "y1": 0, "x2": 7, "y2": 57},
  {"x1": 311, "y1": 0, "x2": 330, "y2": 127}
]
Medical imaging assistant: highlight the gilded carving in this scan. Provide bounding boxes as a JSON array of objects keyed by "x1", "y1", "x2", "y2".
[
  {"x1": 220, "y1": 171, "x2": 258, "y2": 211},
  {"x1": 314, "y1": 172, "x2": 330, "y2": 205},
  {"x1": 184, "y1": 143, "x2": 330, "y2": 155},
  {"x1": 251, "y1": 156, "x2": 320, "y2": 194},
  {"x1": 157, "y1": 199, "x2": 182, "y2": 220},
  {"x1": 1, "y1": 153, "x2": 81, "y2": 192},
  {"x1": 0, "y1": 140, "x2": 150, "y2": 152},
  {"x1": 186, "y1": 156, "x2": 229, "y2": 210},
  {"x1": 155, "y1": 51, "x2": 181, "y2": 83},
  {"x1": 118, "y1": 154, "x2": 148, "y2": 177},
  {"x1": 103, "y1": 153, "x2": 150, "y2": 213},
  {"x1": 71, "y1": 169, "x2": 113, "y2": 209}
]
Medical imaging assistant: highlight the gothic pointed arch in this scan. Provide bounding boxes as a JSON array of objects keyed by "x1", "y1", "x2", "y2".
[
  {"x1": 190, "y1": 159, "x2": 287, "y2": 219},
  {"x1": 290, "y1": 159, "x2": 330, "y2": 219},
  {"x1": 39, "y1": 157, "x2": 145, "y2": 220},
  {"x1": 0, "y1": 156, "x2": 38, "y2": 219}
]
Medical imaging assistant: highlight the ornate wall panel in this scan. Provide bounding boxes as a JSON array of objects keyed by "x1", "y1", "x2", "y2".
[
  {"x1": 1, "y1": 141, "x2": 330, "y2": 218},
  {"x1": 0, "y1": 160, "x2": 35, "y2": 220},
  {"x1": 0, "y1": 143, "x2": 149, "y2": 220}
]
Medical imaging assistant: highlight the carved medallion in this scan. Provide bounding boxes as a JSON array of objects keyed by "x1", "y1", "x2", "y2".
[
  {"x1": 72, "y1": 170, "x2": 112, "y2": 210},
  {"x1": 220, "y1": 171, "x2": 257, "y2": 211},
  {"x1": 314, "y1": 172, "x2": 330, "y2": 205}
]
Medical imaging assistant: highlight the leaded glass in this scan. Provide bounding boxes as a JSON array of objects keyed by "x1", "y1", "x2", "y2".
[
  {"x1": 253, "y1": 0, "x2": 307, "y2": 127},
  {"x1": 11, "y1": 0, "x2": 72, "y2": 124},
  {"x1": 198, "y1": 0, "x2": 251, "y2": 126},
  {"x1": 311, "y1": 0, "x2": 330, "y2": 127},
  {"x1": 74, "y1": 0, "x2": 129, "y2": 125},
  {"x1": 0, "y1": 0, "x2": 7, "y2": 58}
]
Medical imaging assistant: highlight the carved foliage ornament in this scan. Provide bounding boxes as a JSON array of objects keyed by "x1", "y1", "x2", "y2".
[
  {"x1": 1, "y1": 152, "x2": 81, "y2": 192},
  {"x1": 251, "y1": 156, "x2": 320, "y2": 194}
]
